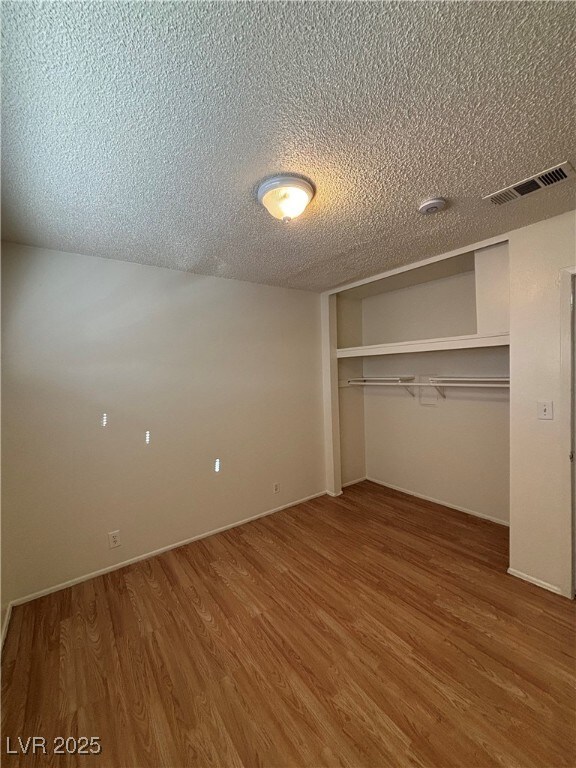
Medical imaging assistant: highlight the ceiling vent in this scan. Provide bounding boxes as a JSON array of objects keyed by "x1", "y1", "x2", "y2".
[{"x1": 483, "y1": 162, "x2": 575, "y2": 206}]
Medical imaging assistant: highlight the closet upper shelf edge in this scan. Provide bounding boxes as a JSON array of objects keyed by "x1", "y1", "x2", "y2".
[{"x1": 336, "y1": 332, "x2": 510, "y2": 359}]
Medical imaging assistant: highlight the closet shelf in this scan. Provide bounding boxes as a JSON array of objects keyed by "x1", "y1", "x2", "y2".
[{"x1": 336, "y1": 332, "x2": 510, "y2": 359}]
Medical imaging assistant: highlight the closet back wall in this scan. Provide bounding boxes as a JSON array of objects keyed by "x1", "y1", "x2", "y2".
[
  {"x1": 363, "y1": 349, "x2": 510, "y2": 524},
  {"x1": 1, "y1": 243, "x2": 325, "y2": 612},
  {"x1": 362, "y1": 271, "x2": 477, "y2": 344}
]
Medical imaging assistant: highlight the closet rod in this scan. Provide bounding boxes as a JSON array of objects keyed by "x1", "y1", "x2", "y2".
[
  {"x1": 346, "y1": 381, "x2": 509, "y2": 388},
  {"x1": 427, "y1": 376, "x2": 510, "y2": 398},
  {"x1": 346, "y1": 378, "x2": 509, "y2": 387},
  {"x1": 343, "y1": 377, "x2": 416, "y2": 396},
  {"x1": 427, "y1": 383, "x2": 509, "y2": 388},
  {"x1": 428, "y1": 376, "x2": 510, "y2": 383},
  {"x1": 343, "y1": 376, "x2": 510, "y2": 398},
  {"x1": 350, "y1": 376, "x2": 415, "y2": 382}
]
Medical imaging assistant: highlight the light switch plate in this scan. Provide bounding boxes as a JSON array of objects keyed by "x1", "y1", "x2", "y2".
[{"x1": 537, "y1": 401, "x2": 554, "y2": 420}]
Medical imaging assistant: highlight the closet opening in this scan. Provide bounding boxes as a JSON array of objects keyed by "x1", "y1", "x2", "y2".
[{"x1": 334, "y1": 242, "x2": 511, "y2": 528}]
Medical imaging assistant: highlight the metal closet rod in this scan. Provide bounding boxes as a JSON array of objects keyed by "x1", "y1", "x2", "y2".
[
  {"x1": 344, "y1": 376, "x2": 510, "y2": 398},
  {"x1": 348, "y1": 376, "x2": 416, "y2": 383},
  {"x1": 346, "y1": 376, "x2": 509, "y2": 384},
  {"x1": 428, "y1": 376, "x2": 509, "y2": 383}
]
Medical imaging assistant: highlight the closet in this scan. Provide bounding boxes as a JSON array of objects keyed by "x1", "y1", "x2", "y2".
[{"x1": 323, "y1": 241, "x2": 510, "y2": 525}]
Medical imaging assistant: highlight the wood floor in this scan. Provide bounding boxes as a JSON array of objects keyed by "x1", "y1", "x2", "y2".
[{"x1": 2, "y1": 481, "x2": 575, "y2": 767}]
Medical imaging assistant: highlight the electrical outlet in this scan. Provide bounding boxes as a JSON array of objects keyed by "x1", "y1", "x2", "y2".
[
  {"x1": 108, "y1": 530, "x2": 121, "y2": 549},
  {"x1": 273, "y1": 483, "x2": 280, "y2": 494}
]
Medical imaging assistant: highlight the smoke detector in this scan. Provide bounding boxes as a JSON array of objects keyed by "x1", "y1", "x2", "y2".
[{"x1": 418, "y1": 198, "x2": 447, "y2": 215}]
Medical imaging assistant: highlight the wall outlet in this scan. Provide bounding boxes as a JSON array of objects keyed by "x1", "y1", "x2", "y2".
[
  {"x1": 108, "y1": 530, "x2": 121, "y2": 549},
  {"x1": 273, "y1": 483, "x2": 280, "y2": 494},
  {"x1": 537, "y1": 401, "x2": 554, "y2": 420}
]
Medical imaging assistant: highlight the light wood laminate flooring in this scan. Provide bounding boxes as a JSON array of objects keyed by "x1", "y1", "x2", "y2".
[{"x1": 2, "y1": 481, "x2": 575, "y2": 767}]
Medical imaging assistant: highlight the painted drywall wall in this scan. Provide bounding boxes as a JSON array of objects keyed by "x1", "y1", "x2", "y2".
[
  {"x1": 336, "y1": 296, "x2": 363, "y2": 349},
  {"x1": 1, "y1": 243, "x2": 325, "y2": 610},
  {"x1": 335, "y1": 298, "x2": 366, "y2": 484},
  {"x1": 338, "y1": 358, "x2": 366, "y2": 485},
  {"x1": 508, "y1": 210, "x2": 576, "y2": 596},
  {"x1": 475, "y1": 242, "x2": 510, "y2": 335},
  {"x1": 361, "y1": 271, "x2": 477, "y2": 345},
  {"x1": 362, "y1": 348, "x2": 510, "y2": 523}
]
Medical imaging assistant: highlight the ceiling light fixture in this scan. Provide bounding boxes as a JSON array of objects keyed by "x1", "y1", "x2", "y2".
[
  {"x1": 258, "y1": 175, "x2": 314, "y2": 222},
  {"x1": 418, "y1": 197, "x2": 447, "y2": 215}
]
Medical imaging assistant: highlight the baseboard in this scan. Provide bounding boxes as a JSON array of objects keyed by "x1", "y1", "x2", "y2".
[
  {"x1": 365, "y1": 477, "x2": 509, "y2": 527},
  {"x1": 326, "y1": 490, "x2": 343, "y2": 497},
  {"x1": 4, "y1": 489, "x2": 327, "y2": 618},
  {"x1": 507, "y1": 568, "x2": 563, "y2": 595},
  {"x1": 0, "y1": 604, "x2": 13, "y2": 652},
  {"x1": 342, "y1": 477, "x2": 367, "y2": 488}
]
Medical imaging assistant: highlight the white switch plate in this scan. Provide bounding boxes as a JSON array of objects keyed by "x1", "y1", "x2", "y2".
[{"x1": 537, "y1": 401, "x2": 554, "y2": 420}]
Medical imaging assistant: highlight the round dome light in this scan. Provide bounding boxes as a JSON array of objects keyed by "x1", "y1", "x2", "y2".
[{"x1": 258, "y1": 175, "x2": 315, "y2": 222}]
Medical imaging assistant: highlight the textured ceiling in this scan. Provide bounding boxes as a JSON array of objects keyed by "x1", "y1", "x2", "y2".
[{"x1": 2, "y1": 1, "x2": 576, "y2": 291}]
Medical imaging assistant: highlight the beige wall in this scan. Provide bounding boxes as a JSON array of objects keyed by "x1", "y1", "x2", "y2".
[
  {"x1": 336, "y1": 296, "x2": 363, "y2": 349},
  {"x1": 361, "y1": 271, "x2": 477, "y2": 345},
  {"x1": 474, "y1": 242, "x2": 510, "y2": 336},
  {"x1": 508, "y1": 210, "x2": 576, "y2": 596},
  {"x1": 1, "y1": 243, "x2": 325, "y2": 610},
  {"x1": 362, "y1": 348, "x2": 510, "y2": 523},
  {"x1": 338, "y1": 358, "x2": 366, "y2": 485}
]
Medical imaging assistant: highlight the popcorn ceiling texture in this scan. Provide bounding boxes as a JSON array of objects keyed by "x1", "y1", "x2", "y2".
[{"x1": 2, "y1": 1, "x2": 575, "y2": 291}]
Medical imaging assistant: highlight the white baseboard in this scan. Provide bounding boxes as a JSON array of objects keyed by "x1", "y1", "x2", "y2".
[
  {"x1": 326, "y1": 490, "x2": 343, "y2": 497},
  {"x1": 1, "y1": 489, "x2": 327, "y2": 641},
  {"x1": 365, "y1": 477, "x2": 509, "y2": 527},
  {"x1": 507, "y1": 568, "x2": 563, "y2": 595},
  {"x1": 342, "y1": 477, "x2": 367, "y2": 488}
]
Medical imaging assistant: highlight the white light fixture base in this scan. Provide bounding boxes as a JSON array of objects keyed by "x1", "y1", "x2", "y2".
[{"x1": 258, "y1": 175, "x2": 315, "y2": 222}]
